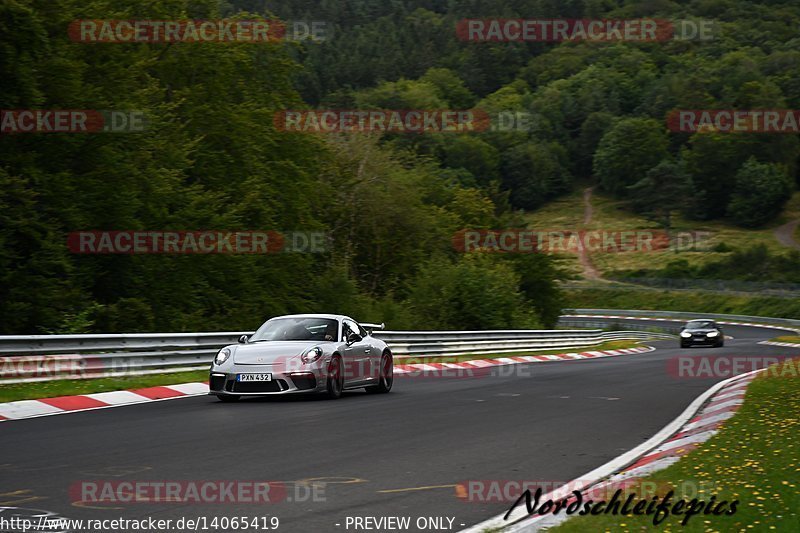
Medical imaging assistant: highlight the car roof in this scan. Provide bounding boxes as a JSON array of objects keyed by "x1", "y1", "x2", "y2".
[{"x1": 268, "y1": 314, "x2": 352, "y2": 321}]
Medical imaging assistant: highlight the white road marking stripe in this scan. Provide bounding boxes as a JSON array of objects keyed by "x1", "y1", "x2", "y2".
[
  {"x1": 712, "y1": 389, "x2": 746, "y2": 402},
  {"x1": 166, "y1": 382, "x2": 208, "y2": 395},
  {"x1": 84, "y1": 391, "x2": 151, "y2": 405},
  {"x1": 699, "y1": 399, "x2": 743, "y2": 415},
  {"x1": 408, "y1": 363, "x2": 440, "y2": 371},
  {"x1": 0, "y1": 400, "x2": 64, "y2": 419},
  {"x1": 463, "y1": 360, "x2": 494, "y2": 368},
  {"x1": 682, "y1": 411, "x2": 736, "y2": 431},
  {"x1": 650, "y1": 430, "x2": 717, "y2": 454},
  {"x1": 620, "y1": 456, "x2": 682, "y2": 479}
]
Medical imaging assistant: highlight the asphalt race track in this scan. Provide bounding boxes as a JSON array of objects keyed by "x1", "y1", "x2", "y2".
[{"x1": 1, "y1": 319, "x2": 798, "y2": 532}]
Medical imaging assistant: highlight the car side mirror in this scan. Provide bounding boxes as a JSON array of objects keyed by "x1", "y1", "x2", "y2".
[
  {"x1": 238, "y1": 334, "x2": 249, "y2": 344},
  {"x1": 347, "y1": 332, "x2": 362, "y2": 345}
]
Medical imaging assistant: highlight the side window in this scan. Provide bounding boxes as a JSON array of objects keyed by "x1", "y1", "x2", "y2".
[{"x1": 342, "y1": 319, "x2": 360, "y2": 341}]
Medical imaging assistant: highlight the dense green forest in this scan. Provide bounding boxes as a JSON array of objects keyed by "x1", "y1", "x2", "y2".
[{"x1": 2, "y1": 0, "x2": 799, "y2": 333}]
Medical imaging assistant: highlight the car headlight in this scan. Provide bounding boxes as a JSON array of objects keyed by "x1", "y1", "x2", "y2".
[
  {"x1": 706, "y1": 331, "x2": 719, "y2": 337},
  {"x1": 214, "y1": 347, "x2": 232, "y2": 366},
  {"x1": 680, "y1": 331, "x2": 692, "y2": 338},
  {"x1": 301, "y1": 346, "x2": 323, "y2": 364}
]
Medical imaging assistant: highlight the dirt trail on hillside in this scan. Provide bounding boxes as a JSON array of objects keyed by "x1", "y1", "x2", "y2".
[
  {"x1": 774, "y1": 219, "x2": 800, "y2": 250},
  {"x1": 580, "y1": 186, "x2": 601, "y2": 279}
]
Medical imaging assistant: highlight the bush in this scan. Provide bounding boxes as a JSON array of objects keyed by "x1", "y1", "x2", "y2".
[{"x1": 405, "y1": 253, "x2": 540, "y2": 330}]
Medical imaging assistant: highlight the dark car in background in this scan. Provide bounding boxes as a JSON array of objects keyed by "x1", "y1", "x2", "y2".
[{"x1": 680, "y1": 320, "x2": 725, "y2": 348}]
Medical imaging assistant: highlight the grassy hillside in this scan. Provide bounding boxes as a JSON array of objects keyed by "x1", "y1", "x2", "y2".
[{"x1": 524, "y1": 188, "x2": 800, "y2": 279}]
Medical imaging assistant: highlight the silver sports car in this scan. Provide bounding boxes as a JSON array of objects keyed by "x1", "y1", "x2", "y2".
[{"x1": 209, "y1": 314, "x2": 393, "y2": 401}]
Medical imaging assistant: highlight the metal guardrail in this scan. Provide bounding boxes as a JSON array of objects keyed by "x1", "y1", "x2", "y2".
[
  {"x1": 379, "y1": 330, "x2": 670, "y2": 357},
  {"x1": 562, "y1": 309, "x2": 800, "y2": 330},
  {"x1": 558, "y1": 317, "x2": 684, "y2": 334},
  {"x1": 0, "y1": 328, "x2": 671, "y2": 384},
  {"x1": 5, "y1": 307, "x2": 795, "y2": 384}
]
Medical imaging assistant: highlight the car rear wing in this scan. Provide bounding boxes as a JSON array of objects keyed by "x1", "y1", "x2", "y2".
[{"x1": 361, "y1": 322, "x2": 385, "y2": 334}]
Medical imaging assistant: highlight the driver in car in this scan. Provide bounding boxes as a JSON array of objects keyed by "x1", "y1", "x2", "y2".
[{"x1": 324, "y1": 322, "x2": 337, "y2": 341}]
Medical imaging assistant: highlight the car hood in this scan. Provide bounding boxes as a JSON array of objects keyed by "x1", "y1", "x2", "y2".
[
  {"x1": 232, "y1": 341, "x2": 321, "y2": 365},
  {"x1": 684, "y1": 328, "x2": 717, "y2": 334}
]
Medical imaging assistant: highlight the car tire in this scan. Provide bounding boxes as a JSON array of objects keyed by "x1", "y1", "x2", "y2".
[
  {"x1": 680, "y1": 342, "x2": 690, "y2": 348},
  {"x1": 716, "y1": 340, "x2": 725, "y2": 348},
  {"x1": 217, "y1": 394, "x2": 240, "y2": 402},
  {"x1": 326, "y1": 356, "x2": 344, "y2": 399},
  {"x1": 366, "y1": 352, "x2": 393, "y2": 394}
]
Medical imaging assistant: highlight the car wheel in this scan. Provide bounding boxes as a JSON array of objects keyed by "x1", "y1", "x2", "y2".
[
  {"x1": 716, "y1": 340, "x2": 725, "y2": 348},
  {"x1": 680, "y1": 342, "x2": 690, "y2": 348},
  {"x1": 326, "y1": 356, "x2": 344, "y2": 399},
  {"x1": 366, "y1": 352, "x2": 393, "y2": 394},
  {"x1": 217, "y1": 394, "x2": 240, "y2": 402}
]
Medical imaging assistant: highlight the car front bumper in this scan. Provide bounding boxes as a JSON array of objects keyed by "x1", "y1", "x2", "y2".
[
  {"x1": 209, "y1": 364, "x2": 328, "y2": 396},
  {"x1": 682, "y1": 335, "x2": 721, "y2": 345}
]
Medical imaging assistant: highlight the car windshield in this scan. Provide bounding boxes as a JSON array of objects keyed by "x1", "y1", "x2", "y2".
[
  {"x1": 250, "y1": 317, "x2": 338, "y2": 342},
  {"x1": 687, "y1": 320, "x2": 715, "y2": 329}
]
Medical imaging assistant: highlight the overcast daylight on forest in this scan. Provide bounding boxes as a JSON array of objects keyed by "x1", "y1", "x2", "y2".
[{"x1": 1, "y1": 1, "x2": 799, "y2": 532}]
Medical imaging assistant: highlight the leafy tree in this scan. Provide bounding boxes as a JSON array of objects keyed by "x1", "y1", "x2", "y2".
[
  {"x1": 355, "y1": 78, "x2": 446, "y2": 109},
  {"x1": 682, "y1": 131, "x2": 798, "y2": 219},
  {"x1": 574, "y1": 111, "x2": 617, "y2": 178},
  {"x1": 505, "y1": 253, "x2": 569, "y2": 328},
  {"x1": 318, "y1": 135, "x2": 465, "y2": 296},
  {"x1": 433, "y1": 136, "x2": 500, "y2": 187},
  {"x1": 418, "y1": 68, "x2": 476, "y2": 109},
  {"x1": 502, "y1": 142, "x2": 572, "y2": 210},
  {"x1": 627, "y1": 158, "x2": 693, "y2": 230},
  {"x1": 727, "y1": 158, "x2": 793, "y2": 228},
  {"x1": 594, "y1": 118, "x2": 668, "y2": 197}
]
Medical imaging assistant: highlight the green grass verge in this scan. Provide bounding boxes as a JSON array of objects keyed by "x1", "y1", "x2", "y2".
[
  {"x1": 549, "y1": 360, "x2": 800, "y2": 532},
  {"x1": 565, "y1": 288, "x2": 800, "y2": 321},
  {"x1": 0, "y1": 340, "x2": 653, "y2": 403},
  {"x1": 772, "y1": 336, "x2": 800, "y2": 344},
  {"x1": 0, "y1": 370, "x2": 210, "y2": 403}
]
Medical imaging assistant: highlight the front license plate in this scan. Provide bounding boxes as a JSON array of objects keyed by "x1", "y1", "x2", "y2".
[{"x1": 238, "y1": 373, "x2": 272, "y2": 382}]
